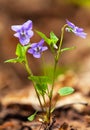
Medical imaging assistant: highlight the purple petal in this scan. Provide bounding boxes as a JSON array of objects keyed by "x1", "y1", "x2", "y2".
[
  {"x1": 27, "y1": 30, "x2": 34, "y2": 38},
  {"x1": 42, "y1": 46, "x2": 48, "y2": 51},
  {"x1": 33, "y1": 53, "x2": 41, "y2": 58},
  {"x1": 28, "y1": 48, "x2": 34, "y2": 54},
  {"x1": 66, "y1": 19, "x2": 75, "y2": 29},
  {"x1": 14, "y1": 32, "x2": 20, "y2": 38},
  {"x1": 11, "y1": 25, "x2": 21, "y2": 31},
  {"x1": 66, "y1": 19, "x2": 87, "y2": 39},
  {"x1": 30, "y1": 43, "x2": 37, "y2": 48},
  {"x1": 76, "y1": 28, "x2": 84, "y2": 32},
  {"x1": 75, "y1": 32, "x2": 87, "y2": 39},
  {"x1": 38, "y1": 39, "x2": 44, "y2": 46},
  {"x1": 19, "y1": 38, "x2": 30, "y2": 45},
  {"x1": 23, "y1": 20, "x2": 33, "y2": 30},
  {"x1": 74, "y1": 27, "x2": 83, "y2": 33}
]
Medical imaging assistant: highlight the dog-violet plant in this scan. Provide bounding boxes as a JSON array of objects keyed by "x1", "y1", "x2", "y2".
[{"x1": 5, "y1": 19, "x2": 87, "y2": 129}]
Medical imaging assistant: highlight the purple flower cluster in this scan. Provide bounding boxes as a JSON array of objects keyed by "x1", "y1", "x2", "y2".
[
  {"x1": 11, "y1": 20, "x2": 34, "y2": 45},
  {"x1": 66, "y1": 20, "x2": 87, "y2": 38},
  {"x1": 28, "y1": 39, "x2": 48, "y2": 58},
  {"x1": 11, "y1": 20, "x2": 48, "y2": 58},
  {"x1": 11, "y1": 20, "x2": 87, "y2": 58}
]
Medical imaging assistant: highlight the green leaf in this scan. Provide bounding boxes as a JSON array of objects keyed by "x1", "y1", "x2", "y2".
[
  {"x1": 36, "y1": 30, "x2": 59, "y2": 51},
  {"x1": 16, "y1": 44, "x2": 25, "y2": 57},
  {"x1": 5, "y1": 58, "x2": 18, "y2": 63},
  {"x1": 36, "y1": 30, "x2": 51, "y2": 45},
  {"x1": 28, "y1": 76, "x2": 50, "y2": 96},
  {"x1": 16, "y1": 43, "x2": 29, "y2": 57},
  {"x1": 61, "y1": 46, "x2": 76, "y2": 53},
  {"x1": 5, "y1": 44, "x2": 30, "y2": 64},
  {"x1": 58, "y1": 87, "x2": 74, "y2": 96},
  {"x1": 5, "y1": 57, "x2": 25, "y2": 63},
  {"x1": 28, "y1": 75, "x2": 51, "y2": 84},
  {"x1": 16, "y1": 44, "x2": 22, "y2": 57},
  {"x1": 36, "y1": 83, "x2": 48, "y2": 96},
  {"x1": 16, "y1": 43, "x2": 30, "y2": 63},
  {"x1": 28, "y1": 111, "x2": 37, "y2": 121},
  {"x1": 50, "y1": 31, "x2": 59, "y2": 45}
]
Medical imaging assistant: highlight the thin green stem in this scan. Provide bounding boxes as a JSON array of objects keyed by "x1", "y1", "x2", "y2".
[
  {"x1": 41, "y1": 54, "x2": 50, "y2": 96},
  {"x1": 34, "y1": 85, "x2": 44, "y2": 111},
  {"x1": 48, "y1": 58, "x2": 57, "y2": 123},
  {"x1": 24, "y1": 54, "x2": 44, "y2": 111},
  {"x1": 56, "y1": 24, "x2": 67, "y2": 61},
  {"x1": 42, "y1": 95, "x2": 47, "y2": 111},
  {"x1": 24, "y1": 56, "x2": 32, "y2": 76},
  {"x1": 47, "y1": 24, "x2": 67, "y2": 123}
]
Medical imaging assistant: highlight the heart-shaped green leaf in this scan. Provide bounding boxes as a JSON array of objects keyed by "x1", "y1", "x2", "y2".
[{"x1": 58, "y1": 87, "x2": 74, "y2": 96}]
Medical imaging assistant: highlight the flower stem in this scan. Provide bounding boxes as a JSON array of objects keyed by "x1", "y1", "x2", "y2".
[
  {"x1": 24, "y1": 53, "x2": 44, "y2": 111},
  {"x1": 48, "y1": 57, "x2": 57, "y2": 123},
  {"x1": 56, "y1": 24, "x2": 67, "y2": 61},
  {"x1": 47, "y1": 24, "x2": 67, "y2": 123}
]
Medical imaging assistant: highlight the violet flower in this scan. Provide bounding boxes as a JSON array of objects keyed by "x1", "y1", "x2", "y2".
[
  {"x1": 28, "y1": 39, "x2": 48, "y2": 58},
  {"x1": 11, "y1": 20, "x2": 34, "y2": 45},
  {"x1": 66, "y1": 20, "x2": 87, "y2": 38}
]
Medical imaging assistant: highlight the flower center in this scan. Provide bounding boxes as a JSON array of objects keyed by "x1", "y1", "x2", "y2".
[
  {"x1": 20, "y1": 28, "x2": 26, "y2": 38},
  {"x1": 21, "y1": 31, "x2": 25, "y2": 36},
  {"x1": 34, "y1": 46, "x2": 41, "y2": 53}
]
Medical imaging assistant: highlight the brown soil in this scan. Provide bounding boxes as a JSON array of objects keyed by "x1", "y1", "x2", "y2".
[{"x1": 0, "y1": 103, "x2": 90, "y2": 130}]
